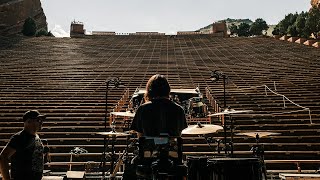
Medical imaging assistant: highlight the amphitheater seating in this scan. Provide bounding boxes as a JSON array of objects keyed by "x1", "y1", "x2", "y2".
[{"x1": 0, "y1": 35, "x2": 320, "y2": 174}]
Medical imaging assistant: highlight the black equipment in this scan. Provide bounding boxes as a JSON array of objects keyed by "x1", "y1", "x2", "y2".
[
  {"x1": 136, "y1": 135, "x2": 187, "y2": 180},
  {"x1": 186, "y1": 156, "x2": 208, "y2": 180},
  {"x1": 207, "y1": 158, "x2": 262, "y2": 180}
]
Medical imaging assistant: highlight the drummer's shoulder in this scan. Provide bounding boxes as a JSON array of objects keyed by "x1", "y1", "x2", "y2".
[
  {"x1": 141, "y1": 101, "x2": 152, "y2": 106},
  {"x1": 171, "y1": 101, "x2": 185, "y2": 112}
]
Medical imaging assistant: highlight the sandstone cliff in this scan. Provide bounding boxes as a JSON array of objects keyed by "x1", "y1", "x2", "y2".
[
  {"x1": 0, "y1": 0, "x2": 47, "y2": 36},
  {"x1": 311, "y1": 0, "x2": 320, "y2": 9}
]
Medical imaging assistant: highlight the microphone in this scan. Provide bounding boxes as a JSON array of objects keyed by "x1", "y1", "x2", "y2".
[
  {"x1": 113, "y1": 77, "x2": 125, "y2": 88},
  {"x1": 107, "y1": 77, "x2": 124, "y2": 88}
]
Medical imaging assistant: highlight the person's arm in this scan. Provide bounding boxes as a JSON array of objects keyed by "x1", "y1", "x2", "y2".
[
  {"x1": 130, "y1": 107, "x2": 144, "y2": 137},
  {"x1": 0, "y1": 145, "x2": 16, "y2": 180}
]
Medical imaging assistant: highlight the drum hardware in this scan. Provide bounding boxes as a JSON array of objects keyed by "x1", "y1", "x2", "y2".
[
  {"x1": 103, "y1": 77, "x2": 123, "y2": 178},
  {"x1": 97, "y1": 121, "x2": 131, "y2": 180},
  {"x1": 110, "y1": 150, "x2": 126, "y2": 179},
  {"x1": 137, "y1": 136, "x2": 187, "y2": 179},
  {"x1": 188, "y1": 97, "x2": 208, "y2": 118},
  {"x1": 236, "y1": 132, "x2": 280, "y2": 180},
  {"x1": 209, "y1": 108, "x2": 253, "y2": 156},
  {"x1": 207, "y1": 158, "x2": 263, "y2": 180},
  {"x1": 203, "y1": 136, "x2": 223, "y2": 154},
  {"x1": 187, "y1": 156, "x2": 208, "y2": 180},
  {"x1": 216, "y1": 139, "x2": 222, "y2": 154}
]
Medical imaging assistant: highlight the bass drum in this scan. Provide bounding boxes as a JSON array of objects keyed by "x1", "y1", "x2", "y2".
[
  {"x1": 186, "y1": 156, "x2": 208, "y2": 180},
  {"x1": 207, "y1": 158, "x2": 262, "y2": 180}
]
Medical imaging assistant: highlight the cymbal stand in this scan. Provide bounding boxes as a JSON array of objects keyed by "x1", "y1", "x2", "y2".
[
  {"x1": 100, "y1": 135, "x2": 117, "y2": 180},
  {"x1": 100, "y1": 123, "x2": 117, "y2": 179},
  {"x1": 202, "y1": 135, "x2": 217, "y2": 153},
  {"x1": 251, "y1": 134, "x2": 267, "y2": 180},
  {"x1": 110, "y1": 136, "x2": 117, "y2": 180},
  {"x1": 216, "y1": 139, "x2": 222, "y2": 154},
  {"x1": 111, "y1": 136, "x2": 137, "y2": 179},
  {"x1": 210, "y1": 70, "x2": 228, "y2": 155},
  {"x1": 100, "y1": 136, "x2": 111, "y2": 178},
  {"x1": 229, "y1": 114, "x2": 234, "y2": 157},
  {"x1": 223, "y1": 115, "x2": 228, "y2": 155}
]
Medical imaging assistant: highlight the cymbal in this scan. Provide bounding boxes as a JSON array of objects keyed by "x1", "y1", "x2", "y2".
[
  {"x1": 236, "y1": 132, "x2": 281, "y2": 138},
  {"x1": 110, "y1": 111, "x2": 135, "y2": 117},
  {"x1": 97, "y1": 131, "x2": 131, "y2": 137},
  {"x1": 182, "y1": 124, "x2": 223, "y2": 135},
  {"x1": 208, "y1": 109, "x2": 253, "y2": 116}
]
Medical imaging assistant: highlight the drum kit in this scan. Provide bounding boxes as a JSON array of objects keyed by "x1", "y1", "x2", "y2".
[
  {"x1": 187, "y1": 97, "x2": 208, "y2": 118},
  {"x1": 98, "y1": 108, "x2": 279, "y2": 179}
]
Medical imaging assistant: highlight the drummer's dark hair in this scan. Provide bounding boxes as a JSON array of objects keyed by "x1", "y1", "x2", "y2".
[{"x1": 145, "y1": 74, "x2": 170, "y2": 101}]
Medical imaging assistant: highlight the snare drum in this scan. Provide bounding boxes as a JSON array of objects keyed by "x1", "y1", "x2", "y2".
[
  {"x1": 186, "y1": 156, "x2": 208, "y2": 180},
  {"x1": 207, "y1": 158, "x2": 262, "y2": 180}
]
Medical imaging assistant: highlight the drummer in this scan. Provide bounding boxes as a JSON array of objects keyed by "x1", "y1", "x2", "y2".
[
  {"x1": 130, "y1": 74, "x2": 187, "y2": 137},
  {"x1": 123, "y1": 74, "x2": 187, "y2": 179}
]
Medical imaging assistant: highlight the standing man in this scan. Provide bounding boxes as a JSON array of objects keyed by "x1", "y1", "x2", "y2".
[{"x1": 0, "y1": 110, "x2": 46, "y2": 180}]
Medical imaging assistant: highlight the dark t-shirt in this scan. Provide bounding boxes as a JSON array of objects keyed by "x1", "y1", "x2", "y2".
[
  {"x1": 8, "y1": 130, "x2": 44, "y2": 180},
  {"x1": 130, "y1": 98, "x2": 188, "y2": 136}
]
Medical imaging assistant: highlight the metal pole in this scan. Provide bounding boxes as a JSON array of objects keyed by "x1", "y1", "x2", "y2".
[
  {"x1": 223, "y1": 75, "x2": 226, "y2": 108},
  {"x1": 105, "y1": 81, "x2": 109, "y2": 132},
  {"x1": 223, "y1": 75, "x2": 227, "y2": 155},
  {"x1": 102, "y1": 80, "x2": 109, "y2": 178}
]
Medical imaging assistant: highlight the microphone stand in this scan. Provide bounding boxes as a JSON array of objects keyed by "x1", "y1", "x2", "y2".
[
  {"x1": 210, "y1": 71, "x2": 228, "y2": 155},
  {"x1": 101, "y1": 80, "x2": 110, "y2": 178},
  {"x1": 230, "y1": 114, "x2": 234, "y2": 157},
  {"x1": 100, "y1": 77, "x2": 122, "y2": 179}
]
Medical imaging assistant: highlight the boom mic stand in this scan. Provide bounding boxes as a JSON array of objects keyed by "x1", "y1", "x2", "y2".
[
  {"x1": 210, "y1": 70, "x2": 229, "y2": 155},
  {"x1": 100, "y1": 77, "x2": 122, "y2": 179}
]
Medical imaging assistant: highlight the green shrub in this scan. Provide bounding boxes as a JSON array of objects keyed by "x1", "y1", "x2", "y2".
[
  {"x1": 35, "y1": 28, "x2": 48, "y2": 37},
  {"x1": 22, "y1": 17, "x2": 37, "y2": 36},
  {"x1": 46, "y1": 31, "x2": 53, "y2": 37}
]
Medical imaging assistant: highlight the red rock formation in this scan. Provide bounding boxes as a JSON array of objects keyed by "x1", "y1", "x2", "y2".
[
  {"x1": 0, "y1": 0, "x2": 47, "y2": 36},
  {"x1": 311, "y1": 0, "x2": 320, "y2": 9}
]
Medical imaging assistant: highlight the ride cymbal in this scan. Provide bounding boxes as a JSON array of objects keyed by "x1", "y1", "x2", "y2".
[
  {"x1": 97, "y1": 131, "x2": 131, "y2": 137},
  {"x1": 208, "y1": 109, "x2": 253, "y2": 116},
  {"x1": 110, "y1": 111, "x2": 135, "y2": 117},
  {"x1": 236, "y1": 131, "x2": 281, "y2": 138},
  {"x1": 182, "y1": 124, "x2": 223, "y2": 135}
]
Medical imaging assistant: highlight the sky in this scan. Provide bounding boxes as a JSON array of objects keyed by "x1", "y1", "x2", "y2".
[{"x1": 41, "y1": 0, "x2": 311, "y2": 36}]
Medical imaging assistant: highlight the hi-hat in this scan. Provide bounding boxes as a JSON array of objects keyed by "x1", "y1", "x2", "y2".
[
  {"x1": 208, "y1": 109, "x2": 253, "y2": 116},
  {"x1": 97, "y1": 131, "x2": 130, "y2": 137},
  {"x1": 182, "y1": 124, "x2": 223, "y2": 135},
  {"x1": 236, "y1": 132, "x2": 281, "y2": 138},
  {"x1": 110, "y1": 111, "x2": 135, "y2": 117}
]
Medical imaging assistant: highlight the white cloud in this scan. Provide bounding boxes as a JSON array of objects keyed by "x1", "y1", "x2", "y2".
[{"x1": 51, "y1": 25, "x2": 70, "y2": 38}]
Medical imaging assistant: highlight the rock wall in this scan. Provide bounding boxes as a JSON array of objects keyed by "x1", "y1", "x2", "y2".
[
  {"x1": 311, "y1": 0, "x2": 320, "y2": 9},
  {"x1": 0, "y1": 0, "x2": 47, "y2": 36}
]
